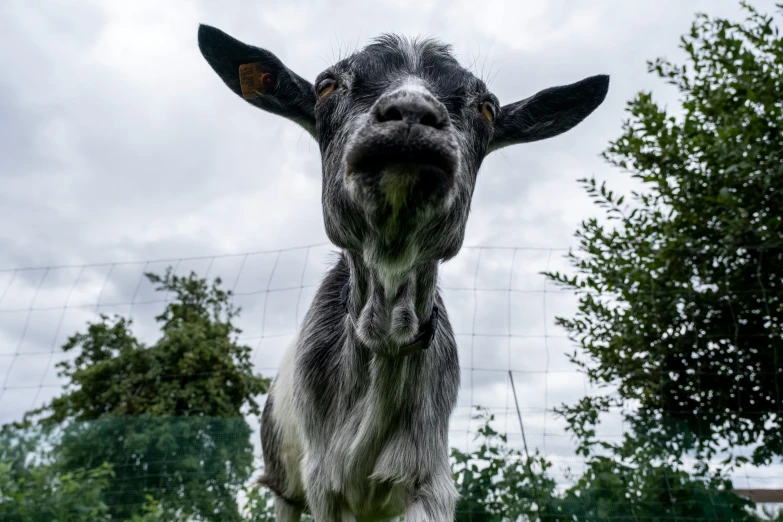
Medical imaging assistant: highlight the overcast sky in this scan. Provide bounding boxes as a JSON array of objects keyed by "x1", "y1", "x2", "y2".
[{"x1": 1, "y1": 0, "x2": 780, "y2": 490}]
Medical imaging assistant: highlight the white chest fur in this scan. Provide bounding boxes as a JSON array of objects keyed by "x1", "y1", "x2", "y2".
[{"x1": 270, "y1": 343, "x2": 421, "y2": 520}]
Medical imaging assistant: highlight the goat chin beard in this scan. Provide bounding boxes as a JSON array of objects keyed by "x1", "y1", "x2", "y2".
[
  {"x1": 379, "y1": 166, "x2": 418, "y2": 218},
  {"x1": 347, "y1": 161, "x2": 453, "y2": 209}
]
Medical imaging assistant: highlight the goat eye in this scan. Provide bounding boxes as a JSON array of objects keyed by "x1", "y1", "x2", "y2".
[
  {"x1": 479, "y1": 101, "x2": 497, "y2": 123},
  {"x1": 317, "y1": 78, "x2": 337, "y2": 99}
]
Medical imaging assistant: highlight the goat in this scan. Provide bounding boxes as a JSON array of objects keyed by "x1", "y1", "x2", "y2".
[{"x1": 198, "y1": 26, "x2": 608, "y2": 522}]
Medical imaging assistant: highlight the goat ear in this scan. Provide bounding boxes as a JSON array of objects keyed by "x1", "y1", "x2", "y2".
[
  {"x1": 198, "y1": 24, "x2": 317, "y2": 138},
  {"x1": 487, "y1": 75, "x2": 609, "y2": 154}
]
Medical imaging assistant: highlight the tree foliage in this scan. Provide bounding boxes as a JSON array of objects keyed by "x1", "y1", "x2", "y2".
[
  {"x1": 545, "y1": 2, "x2": 783, "y2": 469},
  {"x1": 452, "y1": 408, "x2": 561, "y2": 522},
  {"x1": 0, "y1": 426, "x2": 113, "y2": 522},
  {"x1": 12, "y1": 269, "x2": 269, "y2": 520},
  {"x1": 560, "y1": 456, "x2": 755, "y2": 521},
  {"x1": 33, "y1": 269, "x2": 267, "y2": 422},
  {"x1": 451, "y1": 407, "x2": 761, "y2": 521},
  {"x1": 0, "y1": 461, "x2": 113, "y2": 522}
]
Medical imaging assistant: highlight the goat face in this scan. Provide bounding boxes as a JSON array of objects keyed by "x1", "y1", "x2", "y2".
[
  {"x1": 315, "y1": 37, "x2": 497, "y2": 268},
  {"x1": 198, "y1": 27, "x2": 609, "y2": 269}
]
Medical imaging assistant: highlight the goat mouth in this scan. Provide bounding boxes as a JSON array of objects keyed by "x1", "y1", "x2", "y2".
[
  {"x1": 347, "y1": 145, "x2": 456, "y2": 177},
  {"x1": 345, "y1": 124, "x2": 458, "y2": 182}
]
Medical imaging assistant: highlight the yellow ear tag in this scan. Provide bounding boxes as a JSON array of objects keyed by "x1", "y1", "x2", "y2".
[{"x1": 239, "y1": 62, "x2": 274, "y2": 99}]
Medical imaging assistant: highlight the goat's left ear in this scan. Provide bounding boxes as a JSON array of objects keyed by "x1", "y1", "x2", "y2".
[
  {"x1": 488, "y1": 75, "x2": 609, "y2": 154},
  {"x1": 198, "y1": 24, "x2": 317, "y2": 138}
]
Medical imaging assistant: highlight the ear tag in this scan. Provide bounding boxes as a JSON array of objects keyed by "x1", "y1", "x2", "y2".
[{"x1": 239, "y1": 62, "x2": 274, "y2": 99}]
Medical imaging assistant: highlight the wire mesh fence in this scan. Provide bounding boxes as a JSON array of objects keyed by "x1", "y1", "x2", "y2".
[{"x1": 0, "y1": 243, "x2": 781, "y2": 520}]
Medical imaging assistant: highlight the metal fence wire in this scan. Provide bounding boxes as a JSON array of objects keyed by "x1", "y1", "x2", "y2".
[{"x1": 1, "y1": 243, "x2": 781, "y2": 520}]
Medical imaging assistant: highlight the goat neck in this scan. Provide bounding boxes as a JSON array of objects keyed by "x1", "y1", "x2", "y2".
[{"x1": 343, "y1": 250, "x2": 439, "y2": 358}]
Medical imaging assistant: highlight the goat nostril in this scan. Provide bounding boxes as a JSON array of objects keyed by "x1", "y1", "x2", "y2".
[
  {"x1": 379, "y1": 106, "x2": 404, "y2": 123},
  {"x1": 419, "y1": 112, "x2": 441, "y2": 128}
]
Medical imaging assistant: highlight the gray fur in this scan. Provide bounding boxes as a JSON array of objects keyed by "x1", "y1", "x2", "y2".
[{"x1": 198, "y1": 25, "x2": 609, "y2": 521}]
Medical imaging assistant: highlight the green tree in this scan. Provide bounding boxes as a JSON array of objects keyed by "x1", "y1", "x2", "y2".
[
  {"x1": 449, "y1": 407, "x2": 761, "y2": 521},
  {"x1": 0, "y1": 426, "x2": 113, "y2": 522},
  {"x1": 559, "y1": 457, "x2": 755, "y2": 521},
  {"x1": 19, "y1": 269, "x2": 269, "y2": 521},
  {"x1": 452, "y1": 408, "x2": 562, "y2": 522},
  {"x1": 545, "y1": 1, "x2": 783, "y2": 470},
  {"x1": 0, "y1": 461, "x2": 114, "y2": 522}
]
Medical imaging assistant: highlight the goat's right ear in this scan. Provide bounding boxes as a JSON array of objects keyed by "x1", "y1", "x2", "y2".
[{"x1": 198, "y1": 24, "x2": 317, "y2": 138}]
